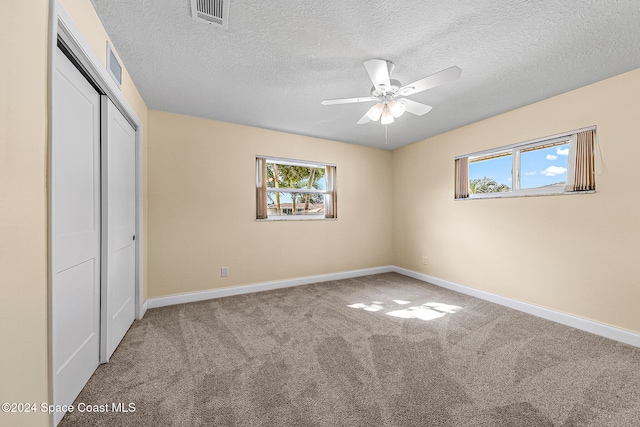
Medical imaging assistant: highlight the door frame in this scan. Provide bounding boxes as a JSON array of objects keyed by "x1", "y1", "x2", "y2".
[{"x1": 48, "y1": 0, "x2": 144, "y2": 423}]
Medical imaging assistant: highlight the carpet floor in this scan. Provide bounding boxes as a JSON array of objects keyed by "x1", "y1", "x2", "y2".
[{"x1": 60, "y1": 273, "x2": 640, "y2": 426}]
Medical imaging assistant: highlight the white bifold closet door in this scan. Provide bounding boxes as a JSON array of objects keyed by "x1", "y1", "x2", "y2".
[
  {"x1": 51, "y1": 46, "x2": 101, "y2": 423},
  {"x1": 101, "y1": 98, "x2": 136, "y2": 361}
]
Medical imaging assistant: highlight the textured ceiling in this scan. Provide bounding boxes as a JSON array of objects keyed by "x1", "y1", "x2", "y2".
[{"x1": 90, "y1": 0, "x2": 640, "y2": 150}]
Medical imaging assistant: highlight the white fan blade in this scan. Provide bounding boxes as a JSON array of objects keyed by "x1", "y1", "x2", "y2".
[
  {"x1": 401, "y1": 98, "x2": 433, "y2": 116},
  {"x1": 363, "y1": 59, "x2": 391, "y2": 92},
  {"x1": 321, "y1": 96, "x2": 377, "y2": 105},
  {"x1": 356, "y1": 111, "x2": 371, "y2": 124},
  {"x1": 399, "y1": 66, "x2": 462, "y2": 96}
]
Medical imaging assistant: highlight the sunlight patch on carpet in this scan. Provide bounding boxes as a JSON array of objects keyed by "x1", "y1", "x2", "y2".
[
  {"x1": 348, "y1": 300, "x2": 462, "y2": 321},
  {"x1": 347, "y1": 303, "x2": 384, "y2": 312}
]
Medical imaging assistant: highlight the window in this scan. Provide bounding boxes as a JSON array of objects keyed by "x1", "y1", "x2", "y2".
[
  {"x1": 256, "y1": 156, "x2": 337, "y2": 220},
  {"x1": 519, "y1": 141, "x2": 570, "y2": 191},
  {"x1": 455, "y1": 127, "x2": 596, "y2": 199},
  {"x1": 468, "y1": 150, "x2": 512, "y2": 194}
]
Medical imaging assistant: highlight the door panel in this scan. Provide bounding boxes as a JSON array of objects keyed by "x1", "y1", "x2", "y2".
[
  {"x1": 102, "y1": 98, "x2": 136, "y2": 360},
  {"x1": 52, "y1": 259, "x2": 98, "y2": 373},
  {"x1": 110, "y1": 245, "x2": 135, "y2": 317},
  {"x1": 51, "y1": 47, "x2": 101, "y2": 424}
]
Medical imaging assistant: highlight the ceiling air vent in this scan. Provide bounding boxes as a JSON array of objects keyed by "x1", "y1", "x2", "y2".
[{"x1": 190, "y1": 0, "x2": 230, "y2": 29}]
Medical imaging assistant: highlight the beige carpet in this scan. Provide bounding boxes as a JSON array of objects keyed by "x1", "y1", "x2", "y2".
[{"x1": 60, "y1": 273, "x2": 640, "y2": 426}]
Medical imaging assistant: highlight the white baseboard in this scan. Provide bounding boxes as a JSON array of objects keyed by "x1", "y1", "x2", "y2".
[
  {"x1": 392, "y1": 266, "x2": 640, "y2": 348},
  {"x1": 145, "y1": 266, "x2": 395, "y2": 309},
  {"x1": 142, "y1": 264, "x2": 639, "y2": 348}
]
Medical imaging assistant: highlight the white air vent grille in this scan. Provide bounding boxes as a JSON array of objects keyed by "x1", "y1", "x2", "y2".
[{"x1": 191, "y1": 0, "x2": 230, "y2": 29}]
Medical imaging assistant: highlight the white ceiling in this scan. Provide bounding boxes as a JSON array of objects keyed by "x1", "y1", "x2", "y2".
[{"x1": 90, "y1": 0, "x2": 640, "y2": 150}]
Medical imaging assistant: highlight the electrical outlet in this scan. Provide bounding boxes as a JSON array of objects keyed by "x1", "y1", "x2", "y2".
[
  {"x1": 221, "y1": 267, "x2": 229, "y2": 277},
  {"x1": 422, "y1": 256, "x2": 428, "y2": 265}
]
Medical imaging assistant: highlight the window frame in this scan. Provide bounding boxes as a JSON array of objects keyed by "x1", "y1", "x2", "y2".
[
  {"x1": 458, "y1": 126, "x2": 596, "y2": 200},
  {"x1": 256, "y1": 155, "x2": 337, "y2": 221}
]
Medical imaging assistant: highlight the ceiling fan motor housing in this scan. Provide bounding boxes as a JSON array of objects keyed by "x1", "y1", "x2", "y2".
[{"x1": 371, "y1": 79, "x2": 402, "y2": 100}]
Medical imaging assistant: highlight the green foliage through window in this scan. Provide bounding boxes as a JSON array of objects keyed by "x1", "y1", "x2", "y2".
[
  {"x1": 469, "y1": 176, "x2": 510, "y2": 194},
  {"x1": 266, "y1": 163, "x2": 326, "y2": 216}
]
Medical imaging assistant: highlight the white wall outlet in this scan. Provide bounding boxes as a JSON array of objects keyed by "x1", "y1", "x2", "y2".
[
  {"x1": 221, "y1": 267, "x2": 229, "y2": 277},
  {"x1": 422, "y1": 256, "x2": 428, "y2": 265}
]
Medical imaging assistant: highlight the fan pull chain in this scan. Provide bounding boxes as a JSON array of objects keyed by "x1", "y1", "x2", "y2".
[{"x1": 385, "y1": 124, "x2": 388, "y2": 145}]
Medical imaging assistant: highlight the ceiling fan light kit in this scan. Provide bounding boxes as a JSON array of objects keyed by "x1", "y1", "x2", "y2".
[
  {"x1": 381, "y1": 105, "x2": 394, "y2": 125},
  {"x1": 322, "y1": 59, "x2": 461, "y2": 126},
  {"x1": 388, "y1": 100, "x2": 406, "y2": 118},
  {"x1": 366, "y1": 103, "x2": 384, "y2": 121}
]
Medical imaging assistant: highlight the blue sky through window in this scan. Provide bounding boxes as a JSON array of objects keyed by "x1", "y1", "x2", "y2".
[
  {"x1": 469, "y1": 154, "x2": 512, "y2": 189},
  {"x1": 520, "y1": 143, "x2": 569, "y2": 188},
  {"x1": 469, "y1": 143, "x2": 569, "y2": 190}
]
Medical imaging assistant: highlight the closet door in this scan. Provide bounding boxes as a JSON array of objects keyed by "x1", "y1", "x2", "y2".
[
  {"x1": 101, "y1": 98, "x2": 136, "y2": 361},
  {"x1": 51, "y1": 47, "x2": 101, "y2": 423}
]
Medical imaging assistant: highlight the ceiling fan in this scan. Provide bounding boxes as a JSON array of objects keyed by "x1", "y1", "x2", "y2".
[{"x1": 321, "y1": 59, "x2": 461, "y2": 125}]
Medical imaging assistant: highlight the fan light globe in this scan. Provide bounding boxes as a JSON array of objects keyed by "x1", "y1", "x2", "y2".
[
  {"x1": 367, "y1": 103, "x2": 384, "y2": 121},
  {"x1": 381, "y1": 105, "x2": 395, "y2": 124},
  {"x1": 388, "y1": 100, "x2": 406, "y2": 118}
]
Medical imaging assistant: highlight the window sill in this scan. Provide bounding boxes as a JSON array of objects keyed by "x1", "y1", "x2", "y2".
[
  {"x1": 456, "y1": 190, "x2": 595, "y2": 200},
  {"x1": 256, "y1": 216, "x2": 337, "y2": 221}
]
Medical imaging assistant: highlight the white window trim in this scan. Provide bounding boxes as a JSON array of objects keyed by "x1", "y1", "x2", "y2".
[
  {"x1": 266, "y1": 187, "x2": 328, "y2": 195},
  {"x1": 257, "y1": 155, "x2": 335, "y2": 221},
  {"x1": 467, "y1": 189, "x2": 595, "y2": 200},
  {"x1": 264, "y1": 214, "x2": 329, "y2": 221},
  {"x1": 456, "y1": 126, "x2": 594, "y2": 160},
  {"x1": 257, "y1": 155, "x2": 336, "y2": 169},
  {"x1": 459, "y1": 127, "x2": 595, "y2": 200}
]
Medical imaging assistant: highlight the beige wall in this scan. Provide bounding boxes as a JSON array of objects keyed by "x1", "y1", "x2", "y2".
[
  {"x1": 392, "y1": 68, "x2": 640, "y2": 334},
  {"x1": 1, "y1": 0, "x2": 638, "y2": 423},
  {"x1": 59, "y1": 0, "x2": 149, "y2": 301},
  {"x1": 147, "y1": 111, "x2": 394, "y2": 298},
  {"x1": 0, "y1": 2, "x2": 50, "y2": 425},
  {"x1": 0, "y1": 1, "x2": 147, "y2": 426}
]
